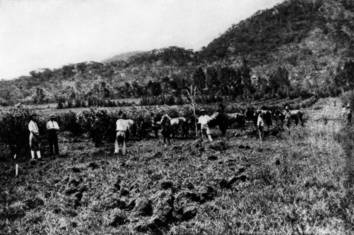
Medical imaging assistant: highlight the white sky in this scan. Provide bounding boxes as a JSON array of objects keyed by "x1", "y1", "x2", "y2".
[{"x1": 0, "y1": 0, "x2": 283, "y2": 80}]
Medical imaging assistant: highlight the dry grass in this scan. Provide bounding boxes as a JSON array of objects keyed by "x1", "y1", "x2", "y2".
[{"x1": 1, "y1": 97, "x2": 353, "y2": 234}]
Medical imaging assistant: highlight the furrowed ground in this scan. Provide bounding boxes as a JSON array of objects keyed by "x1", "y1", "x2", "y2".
[{"x1": 1, "y1": 98, "x2": 354, "y2": 234}]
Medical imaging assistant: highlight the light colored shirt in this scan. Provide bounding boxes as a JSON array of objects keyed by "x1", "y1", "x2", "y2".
[
  {"x1": 28, "y1": 120, "x2": 39, "y2": 134},
  {"x1": 198, "y1": 115, "x2": 212, "y2": 125},
  {"x1": 198, "y1": 115, "x2": 212, "y2": 129},
  {"x1": 257, "y1": 115, "x2": 264, "y2": 127},
  {"x1": 116, "y1": 119, "x2": 134, "y2": 131},
  {"x1": 170, "y1": 117, "x2": 185, "y2": 126},
  {"x1": 46, "y1": 120, "x2": 59, "y2": 130},
  {"x1": 284, "y1": 110, "x2": 291, "y2": 119}
]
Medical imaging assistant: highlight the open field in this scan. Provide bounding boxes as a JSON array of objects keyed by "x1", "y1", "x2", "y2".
[{"x1": 1, "y1": 97, "x2": 353, "y2": 234}]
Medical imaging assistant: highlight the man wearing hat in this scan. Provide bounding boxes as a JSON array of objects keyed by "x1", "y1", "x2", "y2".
[
  {"x1": 46, "y1": 114, "x2": 60, "y2": 156},
  {"x1": 28, "y1": 114, "x2": 42, "y2": 160}
]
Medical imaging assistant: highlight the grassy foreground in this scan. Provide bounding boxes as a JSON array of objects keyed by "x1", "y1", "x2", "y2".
[{"x1": 1, "y1": 98, "x2": 353, "y2": 234}]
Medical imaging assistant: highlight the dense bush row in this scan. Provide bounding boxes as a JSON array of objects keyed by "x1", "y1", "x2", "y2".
[
  {"x1": 0, "y1": 95, "x2": 319, "y2": 160},
  {"x1": 57, "y1": 98, "x2": 135, "y2": 109},
  {"x1": 140, "y1": 95, "x2": 224, "y2": 106}
]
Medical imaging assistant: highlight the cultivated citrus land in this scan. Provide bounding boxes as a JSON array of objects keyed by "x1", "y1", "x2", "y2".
[{"x1": 1, "y1": 98, "x2": 353, "y2": 234}]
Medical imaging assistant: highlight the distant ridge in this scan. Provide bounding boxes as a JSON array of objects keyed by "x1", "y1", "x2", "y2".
[{"x1": 103, "y1": 51, "x2": 145, "y2": 63}]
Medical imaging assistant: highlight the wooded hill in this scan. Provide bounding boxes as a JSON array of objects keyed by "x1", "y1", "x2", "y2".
[{"x1": 1, "y1": 0, "x2": 354, "y2": 105}]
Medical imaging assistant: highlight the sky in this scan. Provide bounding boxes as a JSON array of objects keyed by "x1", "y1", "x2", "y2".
[{"x1": 0, "y1": 0, "x2": 283, "y2": 80}]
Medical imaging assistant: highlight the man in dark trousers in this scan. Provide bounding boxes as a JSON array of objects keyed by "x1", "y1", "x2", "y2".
[{"x1": 46, "y1": 115, "x2": 60, "y2": 156}]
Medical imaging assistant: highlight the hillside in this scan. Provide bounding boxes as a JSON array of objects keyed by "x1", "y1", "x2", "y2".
[
  {"x1": 1, "y1": 0, "x2": 354, "y2": 105},
  {"x1": 0, "y1": 47, "x2": 198, "y2": 105},
  {"x1": 201, "y1": 0, "x2": 354, "y2": 86}
]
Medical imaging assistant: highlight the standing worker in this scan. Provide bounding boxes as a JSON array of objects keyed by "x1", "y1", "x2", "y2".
[
  {"x1": 115, "y1": 113, "x2": 134, "y2": 155},
  {"x1": 46, "y1": 115, "x2": 60, "y2": 157},
  {"x1": 198, "y1": 109, "x2": 213, "y2": 142},
  {"x1": 257, "y1": 111, "x2": 265, "y2": 141},
  {"x1": 28, "y1": 114, "x2": 42, "y2": 160},
  {"x1": 158, "y1": 113, "x2": 172, "y2": 146},
  {"x1": 284, "y1": 105, "x2": 291, "y2": 128}
]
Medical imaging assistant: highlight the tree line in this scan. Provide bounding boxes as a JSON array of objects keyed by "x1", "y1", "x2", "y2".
[
  {"x1": 2, "y1": 49, "x2": 354, "y2": 107},
  {"x1": 52, "y1": 58, "x2": 354, "y2": 108}
]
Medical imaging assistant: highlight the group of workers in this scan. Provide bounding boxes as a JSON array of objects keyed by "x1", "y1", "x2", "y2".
[
  {"x1": 28, "y1": 114, "x2": 60, "y2": 160},
  {"x1": 24, "y1": 102, "x2": 353, "y2": 159}
]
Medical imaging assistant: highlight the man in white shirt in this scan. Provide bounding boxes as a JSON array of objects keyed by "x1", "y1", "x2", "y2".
[
  {"x1": 115, "y1": 114, "x2": 134, "y2": 155},
  {"x1": 257, "y1": 112, "x2": 265, "y2": 141},
  {"x1": 28, "y1": 115, "x2": 41, "y2": 160},
  {"x1": 46, "y1": 115, "x2": 60, "y2": 156},
  {"x1": 198, "y1": 110, "x2": 213, "y2": 142}
]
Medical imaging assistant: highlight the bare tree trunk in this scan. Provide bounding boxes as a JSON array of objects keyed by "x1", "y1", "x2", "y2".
[{"x1": 186, "y1": 85, "x2": 198, "y2": 138}]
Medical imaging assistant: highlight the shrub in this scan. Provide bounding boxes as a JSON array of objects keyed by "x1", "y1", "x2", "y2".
[
  {"x1": 56, "y1": 98, "x2": 134, "y2": 109},
  {"x1": 58, "y1": 112, "x2": 82, "y2": 137},
  {"x1": 167, "y1": 108, "x2": 180, "y2": 118},
  {"x1": 77, "y1": 109, "x2": 117, "y2": 146},
  {"x1": 0, "y1": 109, "x2": 38, "y2": 159}
]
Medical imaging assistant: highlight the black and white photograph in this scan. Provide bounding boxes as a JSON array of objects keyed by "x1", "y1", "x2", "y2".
[{"x1": 1, "y1": 0, "x2": 354, "y2": 234}]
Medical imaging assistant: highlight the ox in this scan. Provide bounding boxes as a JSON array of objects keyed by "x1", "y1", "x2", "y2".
[{"x1": 285, "y1": 110, "x2": 305, "y2": 127}]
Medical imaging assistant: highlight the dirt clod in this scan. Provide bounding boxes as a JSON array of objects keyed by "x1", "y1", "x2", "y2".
[
  {"x1": 24, "y1": 197, "x2": 44, "y2": 210},
  {"x1": 180, "y1": 205, "x2": 197, "y2": 221},
  {"x1": 151, "y1": 191, "x2": 174, "y2": 225},
  {"x1": 101, "y1": 194, "x2": 128, "y2": 210},
  {"x1": 161, "y1": 181, "x2": 174, "y2": 190},
  {"x1": 209, "y1": 141, "x2": 228, "y2": 151},
  {"x1": 71, "y1": 167, "x2": 81, "y2": 173},
  {"x1": 133, "y1": 198, "x2": 153, "y2": 216},
  {"x1": 208, "y1": 155, "x2": 218, "y2": 161},
  {"x1": 107, "y1": 209, "x2": 129, "y2": 227},
  {"x1": 120, "y1": 188, "x2": 130, "y2": 197},
  {"x1": 88, "y1": 162, "x2": 99, "y2": 170},
  {"x1": 198, "y1": 186, "x2": 217, "y2": 203},
  {"x1": 2, "y1": 203, "x2": 26, "y2": 221},
  {"x1": 239, "y1": 145, "x2": 251, "y2": 150}
]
